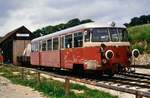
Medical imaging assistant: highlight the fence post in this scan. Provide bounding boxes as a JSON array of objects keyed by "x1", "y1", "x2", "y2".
[
  {"x1": 37, "y1": 71, "x2": 41, "y2": 84},
  {"x1": 65, "y1": 77, "x2": 70, "y2": 97},
  {"x1": 27, "y1": 69, "x2": 30, "y2": 75},
  {"x1": 136, "y1": 95, "x2": 142, "y2": 98},
  {"x1": 136, "y1": 92, "x2": 142, "y2": 98},
  {"x1": 21, "y1": 68, "x2": 24, "y2": 80}
]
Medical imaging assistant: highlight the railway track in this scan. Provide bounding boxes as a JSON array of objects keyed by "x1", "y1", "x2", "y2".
[
  {"x1": 119, "y1": 72, "x2": 150, "y2": 80},
  {"x1": 26, "y1": 65, "x2": 150, "y2": 90},
  {"x1": 7, "y1": 65, "x2": 150, "y2": 98},
  {"x1": 73, "y1": 74, "x2": 150, "y2": 92}
]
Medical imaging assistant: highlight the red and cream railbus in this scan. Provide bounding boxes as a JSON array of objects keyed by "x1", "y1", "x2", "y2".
[{"x1": 31, "y1": 23, "x2": 139, "y2": 75}]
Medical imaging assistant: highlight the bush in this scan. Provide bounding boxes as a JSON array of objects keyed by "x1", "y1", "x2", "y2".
[
  {"x1": 128, "y1": 24, "x2": 150, "y2": 43},
  {"x1": 146, "y1": 45, "x2": 150, "y2": 54}
]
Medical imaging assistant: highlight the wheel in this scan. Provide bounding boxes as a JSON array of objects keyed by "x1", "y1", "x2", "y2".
[
  {"x1": 117, "y1": 64, "x2": 125, "y2": 73},
  {"x1": 94, "y1": 70, "x2": 103, "y2": 78},
  {"x1": 105, "y1": 70, "x2": 114, "y2": 77}
]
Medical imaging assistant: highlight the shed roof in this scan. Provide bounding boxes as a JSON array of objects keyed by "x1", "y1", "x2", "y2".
[{"x1": 0, "y1": 26, "x2": 32, "y2": 44}]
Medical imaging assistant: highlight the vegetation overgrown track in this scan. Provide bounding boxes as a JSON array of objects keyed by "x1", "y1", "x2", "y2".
[
  {"x1": 19, "y1": 64, "x2": 150, "y2": 88},
  {"x1": 16, "y1": 65, "x2": 150, "y2": 93},
  {"x1": 0, "y1": 64, "x2": 118, "y2": 98},
  {"x1": 1, "y1": 64, "x2": 150, "y2": 97}
]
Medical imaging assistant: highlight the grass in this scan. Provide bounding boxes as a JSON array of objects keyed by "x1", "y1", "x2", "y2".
[
  {"x1": 0, "y1": 65, "x2": 118, "y2": 98},
  {"x1": 128, "y1": 23, "x2": 150, "y2": 43},
  {"x1": 127, "y1": 24, "x2": 150, "y2": 53}
]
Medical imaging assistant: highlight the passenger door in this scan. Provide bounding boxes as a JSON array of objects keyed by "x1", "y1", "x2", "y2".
[
  {"x1": 60, "y1": 36, "x2": 65, "y2": 68},
  {"x1": 61, "y1": 34, "x2": 74, "y2": 69}
]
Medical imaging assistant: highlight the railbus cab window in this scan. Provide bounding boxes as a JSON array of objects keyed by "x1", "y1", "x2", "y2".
[
  {"x1": 53, "y1": 38, "x2": 59, "y2": 50},
  {"x1": 118, "y1": 28, "x2": 128, "y2": 41},
  {"x1": 42, "y1": 41, "x2": 46, "y2": 51},
  {"x1": 47, "y1": 39, "x2": 52, "y2": 50},
  {"x1": 74, "y1": 32, "x2": 83, "y2": 47},
  {"x1": 65, "y1": 34, "x2": 72, "y2": 48},
  {"x1": 109, "y1": 28, "x2": 119, "y2": 42},
  {"x1": 84, "y1": 30, "x2": 90, "y2": 42},
  {"x1": 92, "y1": 28, "x2": 109, "y2": 42}
]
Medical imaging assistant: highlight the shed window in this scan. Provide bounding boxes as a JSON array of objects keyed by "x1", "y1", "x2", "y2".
[
  {"x1": 65, "y1": 34, "x2": 72, "y2": 48},
  {"x1": 74, "y1": 32, "x2": 83, "y2": 47},
  {"x1": 42, "y1": 41, "x2": 46, "y2": 51},
  {"x1": 47, "y1": 39, "x2": 52, "y2": 50},
  {"x1": 53, "y1": 38, "x2": 59, "y2": 50}
]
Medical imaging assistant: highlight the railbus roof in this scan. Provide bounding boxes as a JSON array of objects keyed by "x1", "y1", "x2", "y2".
[{"x1": 32, "y1": 22, "x2": 125, "y2": 42}]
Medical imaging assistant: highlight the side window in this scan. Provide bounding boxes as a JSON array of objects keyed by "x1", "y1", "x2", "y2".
[
  {"x1": 39, "y1": 41, "x2": 42, "y2": 51},
  {"x1": 31, "y1": 43, "x2": 35, "y2": 52},
  {"x1": 32, "y1": 42, "x2": 39, "y2": 52},
  {"x1": 42, "y1": 41, "x2": 46, "y2": 51},
  {"x1": 60, "y1": 36, "x2": 64, "y2": 49},
  {"x1": 84, "y1": 30, "x2": 90, "y2": 42},
  {"x1": 65, "y1": 34, "x2": 72, "y2": 48},
  {"x1": 53, "y1": 38, "x2": 59, "y2": 50},
  {"x1": 35, "y1": 42, "x2": 39, "y2": 52},
  {"x1": 47, "y1": 39, "x2": 52, "y2": 50},
  {"x1": 74, "y1": 32, "x2": 83, "y2": 47}
]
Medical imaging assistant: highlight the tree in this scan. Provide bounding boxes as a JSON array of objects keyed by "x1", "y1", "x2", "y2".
[
  {"x1": 65, "y1": 18, "x2": 81, "y2": 28},
  {"x1": 33, "y1": 29, "x2": 42, "y2": 37},
  {"x1": 124, "y1": 14, "x2": 150, "y2": 27},
  {"x1": 140, "y1": 15, "x2": 147, "y2": 24},
  {"x1": 130, "y1": 17, "x2": 140, "y2": 26},
  {"x1": 32, "y1": 18, "x2": 94, "y2": 38},
  {"x1": 80, "y1": 19, "x2": 93, "y2": 24}
]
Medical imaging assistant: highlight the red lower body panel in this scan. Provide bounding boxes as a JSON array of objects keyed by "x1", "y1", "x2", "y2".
[
  {"x1": 31, "y1": 50, "x2": 60, "y2": 68},
  {"x1": 30, "y1": 46, "x2": 130, "y2": 72}
]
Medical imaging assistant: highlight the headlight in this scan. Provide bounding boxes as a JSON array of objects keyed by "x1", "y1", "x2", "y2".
[
  {"x1": 105, "y1": 50, "x2": 114, "y2": 60},
  {"x1": 132, "y1": 49, "x2": 140, "y2": 58}
]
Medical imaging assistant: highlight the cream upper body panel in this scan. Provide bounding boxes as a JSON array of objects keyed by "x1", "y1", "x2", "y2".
[
  {"x1": 31, "y1": 22, "x2": 125, "y2": 43},
  {"x1": 83, "y1": 42, "x2": 130, "y2": 47}
]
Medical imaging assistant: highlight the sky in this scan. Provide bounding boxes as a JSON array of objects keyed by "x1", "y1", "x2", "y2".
[{"x1": 0, "y1": 0, "x2": 150, "y2": 36}]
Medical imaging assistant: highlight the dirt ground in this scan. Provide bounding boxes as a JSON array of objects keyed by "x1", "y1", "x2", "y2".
[
  {"x1": 135, "y1": 68, "x2": 150, "y2": 74},
  {"x1": 0, "y1": 76, "x2": 46, "y2": 98}
]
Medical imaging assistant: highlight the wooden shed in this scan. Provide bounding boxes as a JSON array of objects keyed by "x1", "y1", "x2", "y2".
[{"x1": 0, "y1": 26, "x2": 35, "y2": 65}]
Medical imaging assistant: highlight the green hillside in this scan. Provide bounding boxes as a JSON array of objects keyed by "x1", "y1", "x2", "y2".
[{"x1": 127, "y1": 24, "x2": 150, "y2": 53}]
